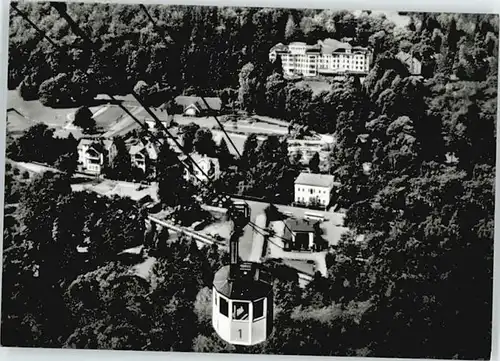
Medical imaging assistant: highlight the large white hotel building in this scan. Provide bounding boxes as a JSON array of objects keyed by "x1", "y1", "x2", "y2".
[{"x1": 269, "y1": 38, "x2": 373, "y2": 77}]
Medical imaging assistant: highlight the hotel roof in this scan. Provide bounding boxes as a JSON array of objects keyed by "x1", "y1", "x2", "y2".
[{"x1": 295, "y1": 172, "x2": 335, "y2": 188}]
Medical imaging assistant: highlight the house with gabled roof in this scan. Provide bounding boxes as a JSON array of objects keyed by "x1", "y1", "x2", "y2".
[
  {"x1": 283, "y1": 218, "x2": 319, "y2": 251},
  {"x1": 181, "y1": 152, "x2": 221, "y2": 183},
  {"x1": 77, "y1": 138, "x2": 106, "y2": 175},
  {"x1": 175, "y1": 96, "x2": 222, "y2": 117},
  {"x1": 77, "y1": 137, "x2": 119, "y2": 175},
  {"x1": 128, "y1": 139, "x2": 160, "y2": 176}
]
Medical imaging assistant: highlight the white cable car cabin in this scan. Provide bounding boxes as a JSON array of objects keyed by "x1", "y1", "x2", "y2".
[{"x1": 212, "y1": 229, "x2": 273, "y2": 346}]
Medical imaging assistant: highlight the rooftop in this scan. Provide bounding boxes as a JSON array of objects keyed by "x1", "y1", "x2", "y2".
[
  {"x1": 283, "y1": 218, "x2": 318, "y2": 241},
  {"x1": 285, "y1": 218, "x2": 317, "y2": 233},
  {"x1": 129, "y1": 144, "x2": 144, "y2": 155},
  {"x1": 319, "y1": 38, "x2": 351, "y2": 54},
  {"x1": 175, "y1": 96, "x2": 222, "y2": 111},
  {"x1": 77, "y1": 138, "x2": 95, "y2": 147},
  {"x1": 181, "y1": 152, "x2": 220, "y2": 165},
  {"x1": 213, "y1": 262, "x2": 273, "y2": 300},
  {"x1": 271, "y1": 43, "x2": 288, "y2": 52},
  {"x1": 295, "y1": 172, "x2": 335, "y2": 188},
  {"x1": 271, "y1": 38, "x2": 370, "y2": 56}
]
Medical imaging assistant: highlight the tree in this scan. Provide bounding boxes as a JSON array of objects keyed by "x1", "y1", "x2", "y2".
[
  {"x1": 71, "y1": 69, "x2": 96, "y2": 103},
  {"x1": 38, "y1": 73, "x2": 73, "y2": 107},
  {"x1": 156, "y1": 143, "x2": 184, "y2": 206},
  {"x1": 220, "y1": 88, "x2": 237, "y2": 111},
  {"x1": 55, "y1": 151, "x2": 78, "y2": 176},
  {"x1": 18, "y1": 73, "x2": 40, "y2": 101},
  {"x1": 7, "y1": 123, "x2": 59, "y2": 164},
  {"x1": 133, "y1": 80, "x2": 149, "y2": 101},
  {"x1": 285, "y1": 85, "x2": 313, "y2": 124},
  {"x1": 285, "y1": 15, "x2": 298, "y2": 40},
  {"x1": 309, "y1": 152, "x2": 320, "y2": 173},
  {"x1": 105, "y1": 137, "x2": 132, "y2": 180},
  {"x1": 73, "y1": 106, "x2": 96, "y2": 133},
  {"x1": 9, "y1": 171, "x2": 76, "y2": 347},
  {"x1": 88, "y1": 197, "x2": 145, "y2": 263},
  {"x1": 452, "y1": 99, "x2": 496, "y2": 170},
  {"x1": 238, "y1": 63, "x2": 256, "y2": 112},
  {"x1": 148, "y1": 226, "x2": 171, "y2": 258},
  {"x1": 181, "y1": 122, "x2": 201, "y2": 153},
  {"x1": 265, "y1": 73, "x2": 287, "y2": 118},
  {"x1": 217, "y1": 138, "x2": 233, "y2": 169},
  {"x1": 193, "y1": 128, "x2": 216, "y2": 156},
  {"x1": 241, "y1": 133, "x2": 259, "y2": 169}
]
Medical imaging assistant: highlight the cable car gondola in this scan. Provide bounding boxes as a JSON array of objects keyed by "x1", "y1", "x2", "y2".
[{"x1": 212, "y1": 204, "x2": 273, "y2": 346}]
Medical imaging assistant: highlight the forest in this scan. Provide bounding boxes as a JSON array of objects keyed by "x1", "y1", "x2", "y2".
[{"x1": 3, "y1": 2, "x2": 499, "y2": 359}]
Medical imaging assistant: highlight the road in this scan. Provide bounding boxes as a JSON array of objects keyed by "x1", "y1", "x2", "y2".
[{"x1": 248, "y1": 214, "x2": 267, "y2": 262}]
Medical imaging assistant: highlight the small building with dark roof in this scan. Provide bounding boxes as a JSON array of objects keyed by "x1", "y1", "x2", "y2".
[{"x1": 283, "y1": 218, "x2": 319, "y2": 251}]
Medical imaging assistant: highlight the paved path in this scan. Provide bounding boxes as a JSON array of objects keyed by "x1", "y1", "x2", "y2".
[{"x1": 248, "y1": 214, "x2": 267, "y2": 263}]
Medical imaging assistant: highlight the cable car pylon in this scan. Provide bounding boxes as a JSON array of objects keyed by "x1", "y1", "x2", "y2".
[{"x1": 212, "y1": 203, "x2": 274, "y2": 346}]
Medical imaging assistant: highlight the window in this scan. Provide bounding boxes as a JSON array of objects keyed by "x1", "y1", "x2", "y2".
[
  {"x1": 220, "y1": 297, "x2": 228, "y2": 317},
  {"x1": 253, "y1": 299, "x2": 264, "y2": 320},
  {"x1": 232, "y1": 301, "x2": 249, "y2": 320}
]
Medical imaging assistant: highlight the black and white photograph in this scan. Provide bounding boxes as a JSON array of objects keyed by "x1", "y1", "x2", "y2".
[{"x1": 1, "y1": 1, "x2": 498, "y2": 359}]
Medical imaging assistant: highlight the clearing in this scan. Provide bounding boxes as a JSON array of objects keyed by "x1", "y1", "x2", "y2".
[{"x1": 72, "y1": 179, "x2": 159, "y2": 202}]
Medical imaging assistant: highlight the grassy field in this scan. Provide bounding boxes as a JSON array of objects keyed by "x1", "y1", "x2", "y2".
[
  {"x1": 6, "y1": 110, "x2": 34, "y2": 138},
  {"x1": 6, "y1": 90, "x2": 137, "y2": 140},
  {"x1": 93, "y1": 105, "x2": 129, "y2": 130},
  {"x1": 7, "y1": 90, "x2": 88, "y2": 129}
]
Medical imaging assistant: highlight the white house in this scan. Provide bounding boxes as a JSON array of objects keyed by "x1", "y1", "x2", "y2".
[
  {"x1": 77, "y1": 138, "x2": 108, "y2": 175},
  {"x1": 182, "y1": 153, "x2": 221, "y2": 183},
  {"x1": 270, "y1": 38, "x2": 373, "y2": 78},
  {"x1": 129, "y1": 141, "x2": 160, "y2": 175},
  {"x1": 294, "y1": 172, "x2": 337, "y2": 208}
]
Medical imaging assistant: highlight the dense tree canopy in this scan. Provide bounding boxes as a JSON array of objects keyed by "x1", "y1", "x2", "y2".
[
  {"x1": 6, "y1": 123, "x2": 78, "y2": 168},
  {"x1": 9, "y1": 4, "x2": 408, "y2": 102}
]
